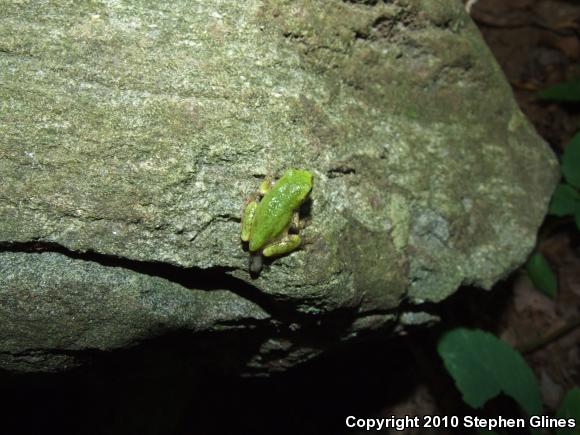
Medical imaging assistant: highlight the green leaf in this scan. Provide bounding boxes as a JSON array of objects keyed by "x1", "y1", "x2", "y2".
[
  {"x1": 526, "y1": 252, "x2": 558, "y2": 298},
  {"x1": 438, "y1": 328, "x2": 542, "y2": 416},
  {"x1": 538, "y1": 78, "x2": 580, "y2": 101},
  {"x1": 555, "y1": 387, "x2": 580, "y2": 435},
  {"x1": 549, "y1": 183, "x2": 580, "y2": 217},
  {"x1": 562, "y1": 132, "x2": 580, "y2": 189}
]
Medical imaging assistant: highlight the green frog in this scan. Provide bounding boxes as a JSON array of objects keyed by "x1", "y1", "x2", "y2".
[{"x1": 241, "y1": 168, "x2": 313, "y2": 273}]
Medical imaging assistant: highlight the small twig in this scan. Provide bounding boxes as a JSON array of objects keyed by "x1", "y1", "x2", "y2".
[
  {"x1": 465, "y1": 0, "x2": 479, "y2": 14},
  {"x1": 518, "y1": 315, "x2": 580, "y2": 354}
]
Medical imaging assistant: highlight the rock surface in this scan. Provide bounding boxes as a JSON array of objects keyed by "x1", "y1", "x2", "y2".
[{"x1": 0, "y1": 0, "x2": 558, "y2": 373}]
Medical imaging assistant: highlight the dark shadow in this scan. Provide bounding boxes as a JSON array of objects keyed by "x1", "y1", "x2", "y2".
[{"x1": 0, "y1": 280, "x2": 516, "y2": 435}]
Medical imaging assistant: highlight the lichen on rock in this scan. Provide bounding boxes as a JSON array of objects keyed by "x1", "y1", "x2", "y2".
[{"x1": 0, "y1": 0, "x2": 558, "y2": 374}]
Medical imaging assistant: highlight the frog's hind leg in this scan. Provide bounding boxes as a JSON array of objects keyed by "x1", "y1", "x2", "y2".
[
  {"x1": 241, "y1": 200, "x2": 258, "y2": 242},
  {"x1": 262, "y1": 234, "x2": 301, "y2": 257}
]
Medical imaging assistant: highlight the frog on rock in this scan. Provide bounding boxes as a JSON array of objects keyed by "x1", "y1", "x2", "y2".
[{"x1": 241, "y1": 168, "x2": 313, "y2": 274}]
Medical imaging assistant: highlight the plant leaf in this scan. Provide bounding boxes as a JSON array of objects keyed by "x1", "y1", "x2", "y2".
[
  {"x1": 526, "y1": 252, "x2": 558, "y2": 298},
  {"x1": 562, "y1": 132, "x2": 580, "y2": 189},
  {"x1": 538, "y1": 78, "x2": 580, "y2": 101},
  {"x1": 438, "y1": 328, "x2": 542, "y2": 416},
  {"x1": 576, "y1": 210, "x2": 580, "y2": 230},
  {"x1": 555, "y1": 387, "x2": 580, "y2": 435},
  {"x1": 549, "y1": 183, "x2": 580, "y2": 217}
]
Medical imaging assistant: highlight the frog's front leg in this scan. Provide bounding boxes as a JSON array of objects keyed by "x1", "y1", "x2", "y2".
[
  {"x1": 290, "y1": 211, "x2": 302, "y2": 232},
  {"x1": 262, "y1": 233, "x2": 301, "y2": 257},
  {"x1": 259, "y1": 176, "x2": 274, "y2": 196}
]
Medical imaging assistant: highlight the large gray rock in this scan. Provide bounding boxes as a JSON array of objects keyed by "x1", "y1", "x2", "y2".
[{"x1": 0, "y1": 0, "x2": 558, "y2": 373}]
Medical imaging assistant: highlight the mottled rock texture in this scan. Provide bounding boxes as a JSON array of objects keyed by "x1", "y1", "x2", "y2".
[{"x1": 0, "y1": 0, "x2": 558, "y2": 373}]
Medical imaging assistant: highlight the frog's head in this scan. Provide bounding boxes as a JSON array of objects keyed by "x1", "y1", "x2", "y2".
[{"x1": 283, "y1": 168, "x2": 313, "y2": 201}]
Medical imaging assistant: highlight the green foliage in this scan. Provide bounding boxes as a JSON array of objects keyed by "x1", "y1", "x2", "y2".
[
  {"x1": 438, "y1": 328, "x2": 542, "y2": 416},
  {"x1": 537, "y1": 78, "x2": 580, "y2": 102},
  {"x1": 549, "y1": 183, "x2": 580, "y2": 217},
  {"x1": 526, "y1": 252, "x2": 558, "y2": 298},
  {"x1": 539, "y1": 80, "x2": 580, "y2": 229},
  {"x1": 562, "y1": 132, "x2": 580, "y2": 190},
  {"x1": 547, "y1": 132, "x2": 580, "y2": 230},
  {"x1": 555, "y1": 388, "x2": 580, "y2": 435}
]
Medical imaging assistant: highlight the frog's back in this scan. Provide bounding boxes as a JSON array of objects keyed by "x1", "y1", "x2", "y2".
[{"x1": 249, "y1": 169, "x2": 312, "y2": 252}]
